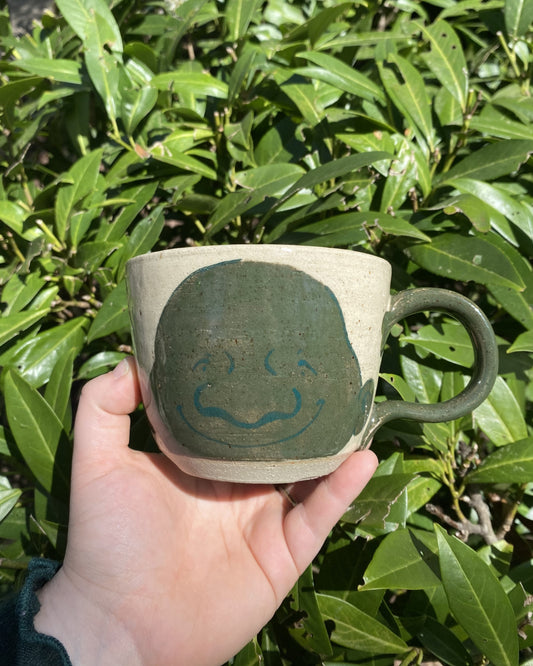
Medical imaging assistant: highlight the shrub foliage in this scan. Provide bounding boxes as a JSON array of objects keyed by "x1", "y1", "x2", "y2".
[{"x1": 1, "y1": 0, "x2": 532, "y2": 663}]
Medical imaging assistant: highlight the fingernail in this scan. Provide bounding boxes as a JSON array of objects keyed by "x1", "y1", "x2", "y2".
[{"x1": 113, "y1": 358, "x2": 130, "y2": 377}]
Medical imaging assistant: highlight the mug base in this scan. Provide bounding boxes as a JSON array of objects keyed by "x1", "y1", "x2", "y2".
[{"x1": 159, "y1": 448, "x2": 351, "y2": 484}]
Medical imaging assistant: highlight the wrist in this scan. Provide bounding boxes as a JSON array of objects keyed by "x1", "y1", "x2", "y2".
[{"x1": 35, "y1": 567, "x2": 143, "y2": 666}]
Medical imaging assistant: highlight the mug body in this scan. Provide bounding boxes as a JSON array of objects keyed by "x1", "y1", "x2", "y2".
[{"x1": 126, "y1": 245, "x2": 392, "y2": 483}]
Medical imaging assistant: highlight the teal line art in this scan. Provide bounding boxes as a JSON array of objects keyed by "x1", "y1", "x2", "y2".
[{"x1": 176, "y1": 399, "x2": 325, "y2": 449}]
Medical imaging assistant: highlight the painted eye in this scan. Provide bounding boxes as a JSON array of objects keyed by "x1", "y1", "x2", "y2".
[
  {"x1": 193, "y1": 355, "x2": 211, "y2": 372},
  {"x1": 298, "y1": 359, "x2": 317, "y2": 376},
  {"x1": 264, "y1": 349, "x2": 277, "y2": 376}
]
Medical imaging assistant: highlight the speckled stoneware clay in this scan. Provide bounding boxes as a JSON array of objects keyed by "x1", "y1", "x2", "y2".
[{"x1": 126, "y1": 246, "x2": 498, "y2": 484}]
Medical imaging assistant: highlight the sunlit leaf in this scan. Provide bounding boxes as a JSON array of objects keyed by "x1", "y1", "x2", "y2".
[
  {"x1": 435, "y1": 525, "x2": 519, "y2": 666},
  {"x1": 417, "y1": 19, "x2": 468, "y2": 112},
  {"x1": 297, "y1": 51, "x2": 386, "y2": 104},
  {"x1": 362, "y1": 528, "x2": 441, "y2": 591},
  {"x1": 466, "y1": 437, "x2": 533, "y2": 484},
  {"x1": 508, "y1": 328, "x2": 533, "y2": 353},
  {"x1": 3, "y1": 317, "x2": 87, "y2": 388},
  {"x1": 405, "y1": 233, "x2": 526, "y2": 291},
  {"x1": 473, "y1": 376, "x2": 528, "y2": 446},
  {"x1": 441, "y1": 140, "x2": 533, "y2": 183},
  {"x1": 225, "y1": 0, "x2": 263, "y2": 41},
  {"x1": 4, "y1": 370, "x2": 70, "y2": 495},
  {"x1": 505, "y1": 0, "x2": 533, "y2": 39},
  {"x1": 55, "y1": 149, "x2": 104, "y2": 241},
  {"x1": 87, "y1": 281, "x2": 129, "y2": 343},
  {"x1": 317, "y1": 594, "x2": 410, "y2": 655}
]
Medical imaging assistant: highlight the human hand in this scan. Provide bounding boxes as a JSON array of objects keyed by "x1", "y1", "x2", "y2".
[{"x1": 35, "y1": 357, "x2": 378, "y2": 666}]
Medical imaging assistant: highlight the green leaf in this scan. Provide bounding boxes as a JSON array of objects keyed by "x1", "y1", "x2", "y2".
[
  {"x1": 206, "y1": 164, "x2": 306, "y2": 238},
  {"x1": 225, "y1": 0, "x2": 263, "y2": 41},
  {"x1": 73, "y1": 241, "x2": 120, "y2": 274},
  {"x1": 15, "y1": 58, "x2": 83, "y2": 85},
  {"x1": 55, "y1": 0, "x2": 123, "y2": 51},
  {"x1": 120, "y1": 85, "x2": 158, "y2": 135},
  {"x1": 260, "y1": 152, "x2": 392, "y2": 239},
  {"x1": 1, "y1": 274, "x2": 46, "y2": 316},
  {"x1": 317, "y1": 594, "x2": 410, "y2": 656},
  {"x1": 150, "y1": 143, "x2": 217, "y2": 180},
  {"x1": 3, "y1": 317, "x2": 87, "y2": 388},
  {"x1": 473, "y1": 376, "x2": 528, "y2": 446},
  {"x1": 362, "y1": 528, "x2": 441, "y2": 591},
  {"x1": 435, "y1": 525, "x2": 519, "y2": 666},
  {"x1": 227, "y1": 47, "x2": 259, "y2": 105},
  {"x1": 96, "y1": 182, "x2": 158, "y2": 242},
  {"x1": 417, "y1": 19, "x2": 468, "y2": 112},
  {"x1": 380, "y1": 138, "x2": 420, "y2": 214},
  {"x1": 84, "y1": 39, "x2": 122, "y2": 125},
  {"x1": 55, "y1": 149, "x2": 103, "y2": 241},
  {"x1": 418, "y1": 615, "x2": 474, "y2": 666},
  {"x1": 401, "y1": 321, "x2": 474, "y2": 368},
  {"x1": 44, "y1": 349, "x2": 76, "y2": 432},
  {"x1": 505, "y1": 0, "x2": 533, "y2": 39},
  {"x1": 115, "y1": 205, "x2": 165, "y2": 280},
  {"x1": 295, "y1": 211, "x2": 429, "y2": 242},
  {"x1": 406, "y1": 475, "x2": 442, "y2": 516},
  {"x1": 0, "y1": 201, "x2": 30, "y2": 239},
  {"x1": 151, "y1": 71, "x2": 229, "y2": 98},
  {"x1": 287, "y1": 3, "x2": 352, "y2": 45},
  {"x1": 233, "y1": 164, "x2": 305, "y2": 192},
  {"x1": 4, "y1": 369, "x2": 70, "y2": 495},
  {"x1": 508, "y1": 328, "x2": 533, "y2": 353},
  {"x1": 470, "y1": 104, "x2": 533, "y2": 142},
  {"x1": 278, "y1": 78, "x2": 325, "y2": 126},
  {"x1": 400, "y1": 353, "x2": 443, "y2": 404},
  {"x1": 405, "y1": 233, "x2": 526, "y2": 291},
  {"x1": 343, "y1": 473, "x2": 414, "y2": 529},
  {"x1": 466, "y1": 437, "x2": 533, "y2": 484},
  {"x1": 77, "y1": 352, "x2": 128, "y2": 380},
  {"x1": 441, "y1": 140, "x2": 533, "y2": 183},
  {"x1": 231, "y1": 637, "x2": 263, "y2": 666},
  {"x1": 87, "y1": 281, "x2": 129, "y2": 343},
  {"x1": 289, "y1": 565, "x2": 332, "y2": 655},
  {"x1": 0, "y1": 483, "x2": 22, "y2": 523},
  {"x1": 0, "y1": 307, "x2": 50, "y2": 348},
  {"x1": 297, "y1": 51, "x2": 386, "y2": 104},
  {"x1": 379, "y1": 56, "x2": 435, "y2": 151},
  {"x1": 448, "y1": 178, "x2": 533, "y2": 241}
]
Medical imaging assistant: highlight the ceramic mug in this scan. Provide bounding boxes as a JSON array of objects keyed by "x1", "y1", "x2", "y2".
[{"x1": 126, "y1": 245, "x2": 498, "y2": 483}]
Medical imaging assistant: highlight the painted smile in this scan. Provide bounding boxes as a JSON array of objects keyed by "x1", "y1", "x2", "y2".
[
  {"x1": 176, "y1": 392, "x2": 326, "y2": 449},
  {"x1": 193, "y1": 383, "x2": 303, "y2": 429}
]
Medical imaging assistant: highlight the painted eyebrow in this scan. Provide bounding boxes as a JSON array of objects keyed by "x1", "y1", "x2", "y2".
[
  {"x1": 225, "y1": 352, "x2": 235, "y2": 374},
  {"x1": 264, "y1": 349, "x2": 277, "y2": 376},
  {"x1": 193, "y1": 355, "x2": 211, "y2": 371}
]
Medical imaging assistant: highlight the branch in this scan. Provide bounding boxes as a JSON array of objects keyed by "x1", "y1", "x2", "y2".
[{"x1": 427, "y1": 485, "x2": 498, "y2": 545}]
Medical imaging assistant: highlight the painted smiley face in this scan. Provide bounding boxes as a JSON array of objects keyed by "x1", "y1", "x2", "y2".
[{"x1": 151, "y1": 260, "x2": 374, "y2": 461}]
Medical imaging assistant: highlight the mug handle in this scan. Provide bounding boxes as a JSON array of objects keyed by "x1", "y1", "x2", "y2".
[{"x1": 363, "y1": 288, "x2": 498, "y2": 446}]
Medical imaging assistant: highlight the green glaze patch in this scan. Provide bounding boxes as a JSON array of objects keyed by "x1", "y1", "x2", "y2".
[{"x1": 151, "y1": 261, "x2": 374, "y2": 460}]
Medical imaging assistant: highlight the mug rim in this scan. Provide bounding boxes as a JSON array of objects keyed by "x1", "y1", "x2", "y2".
[{"x1": 126, "y1": 244, "x2": 391, "y2": 270}]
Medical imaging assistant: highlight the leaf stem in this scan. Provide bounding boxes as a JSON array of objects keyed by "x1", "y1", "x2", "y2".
[{"x1": 497, "y1": 32, "x2": 522, "y2": 80}]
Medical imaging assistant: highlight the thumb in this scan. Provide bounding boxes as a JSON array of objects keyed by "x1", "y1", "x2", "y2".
[
  {"x1": 73, "y1": 357, "x2": 141, "y2": 466},
  {"x1": 283, "y1": 449, "x2": 378, "y2": 573}
]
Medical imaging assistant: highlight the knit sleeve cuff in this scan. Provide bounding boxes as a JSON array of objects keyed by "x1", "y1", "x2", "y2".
[{"x1": 15, "y1": 558, "x2": 72, "y2": 665}]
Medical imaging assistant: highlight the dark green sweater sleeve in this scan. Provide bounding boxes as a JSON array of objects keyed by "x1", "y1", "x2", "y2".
[{"x1": 0, "y1": 558, "x2": 72, "y2": 665}]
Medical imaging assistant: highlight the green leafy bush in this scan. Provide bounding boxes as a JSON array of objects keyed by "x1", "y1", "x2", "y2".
[{"x1": 1, "y1": 0, "x2": 532, "y2": 663}]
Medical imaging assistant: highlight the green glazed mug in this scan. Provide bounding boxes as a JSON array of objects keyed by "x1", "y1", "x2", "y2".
[{"x1": 126, "y1": 245, "x2": 498, "y2": 483}]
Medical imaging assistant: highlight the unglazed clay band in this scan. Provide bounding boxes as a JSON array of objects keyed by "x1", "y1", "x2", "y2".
[{"x1": 363, "y1": 287, "x2": 498, "y2": 444}]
